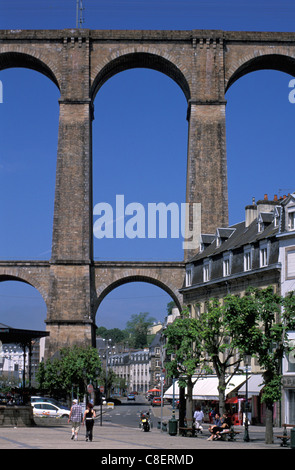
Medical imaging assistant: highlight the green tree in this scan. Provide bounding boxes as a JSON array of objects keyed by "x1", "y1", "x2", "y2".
[
  {"x1": 96, "y1": 326, "x2": 127, "y2": 344},
  {"x1": 196, "y1": 298, "x2": 247, "y2": 416},
  {"x1": 225, "y1": 287, "x2": 295, "y2": 444},
  {"x1": 164, "y1": 309, "x2": 203, "y2": 426},
  {"x1": 126, "y1": 312, "x2": 155, "y2": 349},
  {"x1": 36, "y1": 346, "x2": 102, "y2": 402}
]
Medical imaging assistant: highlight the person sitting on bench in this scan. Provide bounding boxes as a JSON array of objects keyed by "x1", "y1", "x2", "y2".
[{"x1": 207, "y1": 413, "x2": 231, "y2": 441}]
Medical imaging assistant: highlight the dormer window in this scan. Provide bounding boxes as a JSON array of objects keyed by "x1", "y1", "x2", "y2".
[
  {"x1": 200, "y1": 234, "x2": 215, "y2": 252},
  {"x1": 258, "y1": 212, "x2": 273, "y2": 233},
  {"x1": 288, "y1": 209, "x2": 295, "y2": 231},
  {"x1": 273, "y1": 207, "x2": 280, "y2": 228},
  {"x1": 215, "y1": 228, "x2": 236, "y2": 247}
]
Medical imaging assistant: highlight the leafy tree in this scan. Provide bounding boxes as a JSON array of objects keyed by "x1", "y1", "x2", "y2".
[
  {"x1": 225, "y1": 287, "x2": 295, "y2": 444},
  {"x1": 196, "y1": 298, "x2": 247, "y2": 416},
  {"x1": 164, "y1": 309, "x2": 203, "y2": 426},
  {"x1": 36, "y1": 346, "x2": 102, "y2": 402},
  {"x1": 126, "y1": 312, "x2": 155, "y2": 349},
  {"x1": 96, "y1": 327, "x2": 127, "y2": 344}
]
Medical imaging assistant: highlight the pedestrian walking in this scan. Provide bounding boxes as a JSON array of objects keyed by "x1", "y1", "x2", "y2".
[
  {"x1": 193, "y1": 406, "x2": 204, "y2": 433},
  {"x1": 68, "y1": 399, "x2": 83, "y2": 441},
  {"x1": 82, "y1": 402, "x2": 96, "y2": 442}
]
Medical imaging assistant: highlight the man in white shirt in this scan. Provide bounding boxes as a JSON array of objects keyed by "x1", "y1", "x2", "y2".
[{"x1": 193, "y1": 407, "x2": 204, "y2": 433}]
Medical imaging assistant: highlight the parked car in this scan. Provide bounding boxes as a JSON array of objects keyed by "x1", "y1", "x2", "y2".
[
  {"x1": 31, "y1": 402, "x2": 70, "y2": 418},
  {"x1": 30, "y1": 396, "x2": 68, "y2": 409},
  {"x1": 127, "y1": 393, "x2": 135, "y2": 401},
  {"x1": 152, "y1": 397, "x2": 163, "y2": 407}
]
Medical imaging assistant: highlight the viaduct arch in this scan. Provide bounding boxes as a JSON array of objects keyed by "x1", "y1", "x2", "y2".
[{"x1": 1, "y1": 29, "x2": 295, "y2": 356}]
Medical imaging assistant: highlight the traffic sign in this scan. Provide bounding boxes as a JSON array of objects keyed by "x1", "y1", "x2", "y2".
[{"x1": 87, "y1": 384, "x2": 94, "y2": 393}]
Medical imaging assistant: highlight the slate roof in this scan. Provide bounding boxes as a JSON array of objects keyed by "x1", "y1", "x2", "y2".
[{"x1": 189, "y1": 216, "x2": 279, "y2": 264}]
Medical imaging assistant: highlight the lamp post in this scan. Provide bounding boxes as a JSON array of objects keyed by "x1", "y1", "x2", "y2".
[
  {"x1": 159, "y1": 334, "x2": 166, "y2": 432},
  {"x1": 243, "y1": 355, "x2": 251, "y2": 442},
  {"x1": 103, "y1": 339, "x2": 115, "y2": 399}
]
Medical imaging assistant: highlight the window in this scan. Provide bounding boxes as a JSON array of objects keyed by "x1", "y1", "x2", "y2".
[
  {"x1": 288, "y1": 210, "x2": 295, "y2": 231},
  {"x1": 223, "y1": 258, "x2": 230, "y2": 276},
  {"x1": 203, "y1": 260, "x2": 211, "y2": 282},
  {"x1": 286, "y1": 248, "x2": 295, "y2": 279},
  {"x1": 244, "y1": 246, "x2": 253, "y2": 272},
  {"x1": 186, "y1": 265, "x2": 193, "y2": 286},
  {"x1": 260, "y1": 242, "x2": 269, "y2": 267},
  {"x1": 223, "y1": 252, "x2": 232, "y2": 277}
]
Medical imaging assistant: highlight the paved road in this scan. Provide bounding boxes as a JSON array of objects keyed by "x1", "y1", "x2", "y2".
[{"x1": 0, "y1": 402, "x2": 291, "y2": 451}]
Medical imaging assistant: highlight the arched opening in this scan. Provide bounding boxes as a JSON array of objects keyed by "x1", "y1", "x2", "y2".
[
  {"x1": 95, "y1": 278, "x2": 180, "y2": 394},
  {"x1": 91, "y1": 52, "x2": 190, "y2": 102},
  {"x1": 96, "y1": 281, "x2": 177, "y2": 329},
  {"x1": 0, "y1": 64, "x2": 59, "y2": 259},
  {"x1": 92, "y1": 60, "x2": 188, "y2": 262},
  {"x1": 225, "y1": 55, "x2": 295, "y2": 224},
  {"x1": 0, "y1": 279, "x2": 47, "y2": 331},
  {"x1": 0, "y1": 52, "x2": 60, "y2": 89},
  {"x1": 96, "y1": 275, "x2": 181, "y2": 315}
]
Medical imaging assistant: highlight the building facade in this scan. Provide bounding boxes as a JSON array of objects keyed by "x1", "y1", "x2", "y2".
[{"x1": 180, "y1": 192, "x2": 295, "y2": 425}]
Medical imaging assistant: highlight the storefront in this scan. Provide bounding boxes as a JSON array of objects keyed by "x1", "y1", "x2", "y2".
[
  {"x1": 164, "y1": 374, "x2": 247, "y2": 421},
  {"x1": 238, "y1": 374, "x2": 264, "y2": 425}
]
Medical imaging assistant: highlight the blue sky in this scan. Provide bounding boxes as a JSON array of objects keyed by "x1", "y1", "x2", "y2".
[{"x1": 0, "y1": 1, "x2": 295, "y2": 331}]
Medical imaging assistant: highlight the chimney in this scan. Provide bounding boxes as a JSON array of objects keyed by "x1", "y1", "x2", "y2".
[
  {"x1": 256, "y1": 193, "x2": 278, "y2": 216},
  {"x1": 245, "y1": 198, "x2": 257, "y2": 227}
]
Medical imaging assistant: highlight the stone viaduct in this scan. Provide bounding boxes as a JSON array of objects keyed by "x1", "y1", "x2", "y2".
[{"x1": 0, "y1": 29, "x2": 295, "y2": 357}]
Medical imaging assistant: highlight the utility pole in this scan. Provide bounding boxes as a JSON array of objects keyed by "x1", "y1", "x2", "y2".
[{"x1": 76, "y1": 0, "x2": 85, "y2": 28}]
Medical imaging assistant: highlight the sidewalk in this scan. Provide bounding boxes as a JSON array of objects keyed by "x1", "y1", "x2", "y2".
[{"x1": 0, "y1": 417, "x2": 290, "y2": 450}]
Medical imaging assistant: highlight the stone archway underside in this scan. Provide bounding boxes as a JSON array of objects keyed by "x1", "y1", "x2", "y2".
[{"x1": 1, "y1": 29, "x2": 295, "y2": 357}]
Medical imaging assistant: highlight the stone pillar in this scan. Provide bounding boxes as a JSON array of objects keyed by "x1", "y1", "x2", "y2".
[
  {"x1": 45, "y1": 36, "x2": 95, "y2": 357},
  {"x1": 184, "y1": 36, "x2": 228, "y2": 261}
]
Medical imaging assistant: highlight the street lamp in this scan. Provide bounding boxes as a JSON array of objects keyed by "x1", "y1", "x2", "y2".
[
  {"x1": 103, "y1": 339, "x2": 115, "y2": 399},
  {"x1": 159, "y1": 334, "x2": 166, "y2": 432},
  {"x1": 243, "y1": 355, "x2": 251, "y2": 442}
]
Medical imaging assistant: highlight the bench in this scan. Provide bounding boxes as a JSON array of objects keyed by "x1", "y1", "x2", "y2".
[
  {"x1": 179, "y1": 426, "x2": 195, "y2": 437},
  {"x1": 218, "y1": 427, "x2": 241, "y2": 441},
  {"x1": 276, "y1": 424, "x2": 295, "y2": 447}
]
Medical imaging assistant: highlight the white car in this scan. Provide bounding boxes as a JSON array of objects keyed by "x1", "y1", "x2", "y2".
[{"x1": 32, "y1": 402, "x2": 70, "y2": 418}]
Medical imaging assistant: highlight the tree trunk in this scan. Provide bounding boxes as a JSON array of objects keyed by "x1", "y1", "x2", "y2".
[
  {"x1": 265, "y1": 402, "x2": 274, "y2": 444},
  {"x1": 186, "y1": 377, "x2": 194, "y2": 426},
  {"x1": 217, "y1": 373, "x2": 226, "y2": 416},
  {"x1": 179, "y1": 386, "x2": 185, "y2": 428}
]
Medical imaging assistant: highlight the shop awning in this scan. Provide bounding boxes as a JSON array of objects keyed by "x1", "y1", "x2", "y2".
[
  {"x1": 164, "y1": 375, "x2": 247, "y2": 401},
  {"x1": 239, "y1": 374, "x2": 264, "y2": 397}
]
